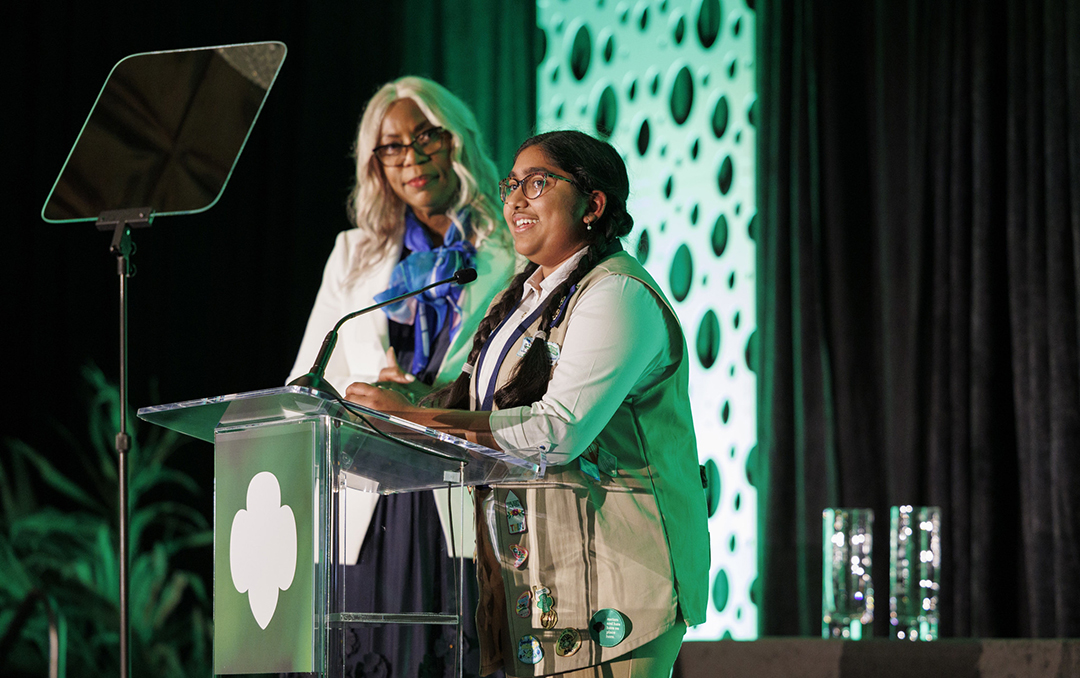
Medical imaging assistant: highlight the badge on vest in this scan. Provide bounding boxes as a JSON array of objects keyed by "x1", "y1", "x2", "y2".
[
  {"x1": 579, "y1": 444, "x2": 618, "y2": 482},
  {"x1": 517, "y1": 635, "x2": 544, "y2": 664},
  {"x1": 517, "y1": 336, "x2": 562, "y2": 365},
  {"x1": 506, "y1": 490, "x2": 527, "y2": 534},
  {"x1": 589, "y1": 608, "x2": 628, "y2": 647},
  {"x1": 579, "y1": 457, "x2": 602, "y2": 482},
  {"x1": 555, "y1": 628, "x2": 582, "y2": 657},
  {"x1": 510, "y1": 543, "x2": 529, "y2": 568},
  {"x1": 516, "y1": 590, "x2": 533, "y2": 618},
  {"x1": 598, "y1": 448, "x2": 619, "y2": 476},
  {"x1": 541, "y1": 609, "x2": 559, "y2": 629},
  {"x1": 534, "y1": 586, "x2": 554, "y2": 612}
]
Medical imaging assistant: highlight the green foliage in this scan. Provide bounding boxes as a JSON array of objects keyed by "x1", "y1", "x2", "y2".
[{"x1": 0, "y1": 365, "x2": 212, "y2": 677}]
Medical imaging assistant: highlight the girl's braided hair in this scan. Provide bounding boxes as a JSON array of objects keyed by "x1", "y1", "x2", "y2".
[{"x1": 429, "y1": 130, "x2": 634, "y2": 410}]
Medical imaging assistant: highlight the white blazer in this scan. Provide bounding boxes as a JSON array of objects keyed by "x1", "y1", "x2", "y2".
[{"x1": 289, "y1": 227, "x2": 517, "y2": 561}]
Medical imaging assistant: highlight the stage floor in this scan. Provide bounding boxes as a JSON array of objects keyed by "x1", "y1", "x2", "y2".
[{"x1": 675, "y1": 637, "x2": 1080, "y2": 678}]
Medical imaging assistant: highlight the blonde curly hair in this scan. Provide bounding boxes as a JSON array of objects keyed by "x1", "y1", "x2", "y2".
[{"x1": 346, "y1": 76, "x2": 506, "y2": 275}]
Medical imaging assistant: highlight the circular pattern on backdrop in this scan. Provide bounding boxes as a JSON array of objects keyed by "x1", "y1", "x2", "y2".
[
  {"x1": 636, "y1": 229, "x2": 650, "y2": 264},
  {"x1": 538, "y1": 0, "x2": 757, "y2": 642},
  {"x1": 712, "y1": 95, "x2": 729, "y2": 138},
  {"x1": 595, "y1": 85, "x2": 618, "y2": 138},
  {"x1": 697, "y1": 0, "x2": 722, "y2": 48},
  {"x1": 718, "y1": 156, "x2": 734, "y2": 194},
  {"x1": 536, "y1": 26, "x2": 548, "y2": 63},
  {"x1": 703, "y1": 458, "x2": 721, "y2": 517},
  {"x1": 603, "y1": 32, "x2": 616, "y2": 62},
  {"x1": 571, "y1": 24, "x2": 592, "y2": 80},
  {"x1": 670, "y1": 66, "x2": 694, "y2": 124},
  {"x1": 636, "y1": 3, "x2": 650, "y2": 31},
  {"x1": 745, "y1": 329, "x2": 758, "y2": 373},
  {"x1": 713, "y1": 567, "x2": 730, "y2": 612},
  {"x1": 637, "y1": 118, "x2": 650, "y2": 155},
  {"x1": 670, "y1": 244, "x2": 693, "y2": 301},
  {"x1": 745, "y1": 444, "x2": 758, "y2": 487},
  {"x1": 672, "y1": 13, "x2": 686, "y2": 44},
  {"x1": 712, "y1": 214, "x2": 728, "y2": 256},
  {"x1": 696, "y1": 310, "x2": 720, "y2": 368}
]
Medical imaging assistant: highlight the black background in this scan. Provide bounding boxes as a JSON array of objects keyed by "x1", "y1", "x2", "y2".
[{"x1": 2, "y1": 3, "x2": 420, "y2": 479}]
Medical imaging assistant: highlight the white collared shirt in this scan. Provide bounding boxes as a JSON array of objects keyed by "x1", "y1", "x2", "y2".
[{"x1": 477, "y1": 248, "x2": 675, "y2": 467}]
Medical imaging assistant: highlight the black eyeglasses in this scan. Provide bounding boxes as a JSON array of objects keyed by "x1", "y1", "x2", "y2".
[
  {"x1": 373, "y1": 127, "x2": 449, "y2": 166},
  {"x1": 499, "y1": 172, "x2": 576, "y2": 203}
]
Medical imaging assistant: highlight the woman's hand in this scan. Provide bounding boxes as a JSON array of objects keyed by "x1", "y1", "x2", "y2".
[
  {"x1": 377, "y1": 347, "x2": 416, "y2": 384},
  {"x1": 344, "y1": 381, "x2": 418, "y2": 414}
]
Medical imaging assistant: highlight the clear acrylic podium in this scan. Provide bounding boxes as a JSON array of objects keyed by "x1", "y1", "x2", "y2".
[{"x1": 138, "y1": 385, "x2": 542, "y2": 676}]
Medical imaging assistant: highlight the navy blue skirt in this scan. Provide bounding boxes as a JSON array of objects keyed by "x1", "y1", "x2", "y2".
[{"x1": 343, "y1": 491, "x2": 485, "y2": 678}]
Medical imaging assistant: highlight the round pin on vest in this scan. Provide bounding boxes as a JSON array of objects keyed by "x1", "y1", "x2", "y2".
[
  {"x1": 555, "y1": 628, "x2": 582, "y2": 657},
  {"x1": 589, "y1": 608, "x2": 628, "y2": 647},
  {"x1": 541, "y1": 609, "x2": 559, "y2": 629}
]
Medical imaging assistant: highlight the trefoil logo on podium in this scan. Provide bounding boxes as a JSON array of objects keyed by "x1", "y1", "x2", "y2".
[{"x1": 229, "y1": 471, "x2": 298, "y2": 629}]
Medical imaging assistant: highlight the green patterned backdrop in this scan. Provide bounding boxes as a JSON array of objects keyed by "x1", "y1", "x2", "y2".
[{"x1": 535, "y1": 0, "x2": 758, "y2": 640}]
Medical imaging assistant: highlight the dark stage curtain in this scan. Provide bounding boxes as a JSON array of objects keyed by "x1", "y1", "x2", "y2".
[
  {"x1": 757, "y1": 0, "x2": 1080, "y2": 638},
  {"x1": 401, "y1": 0, "x2": 538, "y2": 172}
]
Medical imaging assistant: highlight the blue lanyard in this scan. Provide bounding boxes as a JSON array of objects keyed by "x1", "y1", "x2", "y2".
[
  {"x1": 474, "y1": 301, "x2": 548, "y2": 411},
  {"x1": 473, "y1": 285, "x2": 578, "y2": 411}
]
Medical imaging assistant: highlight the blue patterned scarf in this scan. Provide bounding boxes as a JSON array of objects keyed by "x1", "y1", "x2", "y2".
[{"x1": 375, "y1": 209, "x2": 476, "y2": 376}]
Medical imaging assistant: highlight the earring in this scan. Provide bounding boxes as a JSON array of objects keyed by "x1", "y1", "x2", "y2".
[{"x1": 584, "y1": 215, "x2": 594, "y2": 231}]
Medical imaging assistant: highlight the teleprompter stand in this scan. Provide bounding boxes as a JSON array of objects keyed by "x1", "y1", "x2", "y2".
[{"x1": 41, "y1": 42, "x2": 287, "y2": 678}]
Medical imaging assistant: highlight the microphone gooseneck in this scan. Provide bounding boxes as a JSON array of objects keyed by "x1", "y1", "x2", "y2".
[{"x1": 288, "y1": 267, "x2": 478, "y2": 399}]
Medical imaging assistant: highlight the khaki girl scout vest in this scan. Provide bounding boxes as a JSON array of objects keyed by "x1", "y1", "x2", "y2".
[{"x1": 469, "y1": 251, "x2": 710, "y2": 677}]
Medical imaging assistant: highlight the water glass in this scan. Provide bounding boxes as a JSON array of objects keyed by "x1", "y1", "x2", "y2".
[
  {"x1": 889, "y1": 505, "x2": 941, "y2": 641},
  {"x1": 821, "y1": 507, "x2": 875, "y2": 639}
]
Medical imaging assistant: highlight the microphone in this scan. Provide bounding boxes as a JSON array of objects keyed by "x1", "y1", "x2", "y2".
[
  {"x1": 454, "y1": 268, "x2": 477, "y2": 284},
  {"x1": 288, "y1": 267, "x2": 477, "y2": 400}
]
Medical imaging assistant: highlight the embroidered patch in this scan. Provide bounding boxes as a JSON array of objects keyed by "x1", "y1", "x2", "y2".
[
  {"x1": 555, "y1": 628, "x2": 582, "y2": 657},
  {"x1": 534, "y1": 586, "x2": 554, "y2": 612},
  {"x1": 510, "y1": 543, "x2": 529, "y2": 569},
  {"x1": 516, "y1": 590, "x2": 533, "y2": 618},
  {"x1": 517, "y1": 635, "x2": 544, "y2": 664},
  {"x1": 506, "y1": 491, "x2": 527, "y2": 534}
]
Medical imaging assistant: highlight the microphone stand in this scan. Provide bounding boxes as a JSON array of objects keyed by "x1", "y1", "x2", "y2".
[
  {"x1": 96, "y1": 207, "x2": 152, "y2": 678},
  {"x1": 289, "y1": 268, "x2": 476, "y2": 400}
]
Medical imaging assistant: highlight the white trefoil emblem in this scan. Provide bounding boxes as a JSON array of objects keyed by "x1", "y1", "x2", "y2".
[{"x1": 229, "y1": 471, "x2": 298, "y2": 629}]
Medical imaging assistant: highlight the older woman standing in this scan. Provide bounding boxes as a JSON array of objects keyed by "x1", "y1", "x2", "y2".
[
  {"x1": 346, "y1": 130, "x2": 710, "y2": 678},
  {"x1": 289, "y1": 76, "x2": 515, "y2": 677}
]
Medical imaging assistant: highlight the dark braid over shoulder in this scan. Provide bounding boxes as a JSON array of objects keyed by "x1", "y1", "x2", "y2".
[{"x1": 424, "y1": 262, "x2": 540, "y2": 409}]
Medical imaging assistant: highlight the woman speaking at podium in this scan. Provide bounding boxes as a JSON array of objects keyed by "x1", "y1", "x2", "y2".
[
  {"x1": 345, "y1": 130, "x2": 710, "y2": 678},
  {"x1": 288, "y1": 76, "x2": 515, "y2": 677}
]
